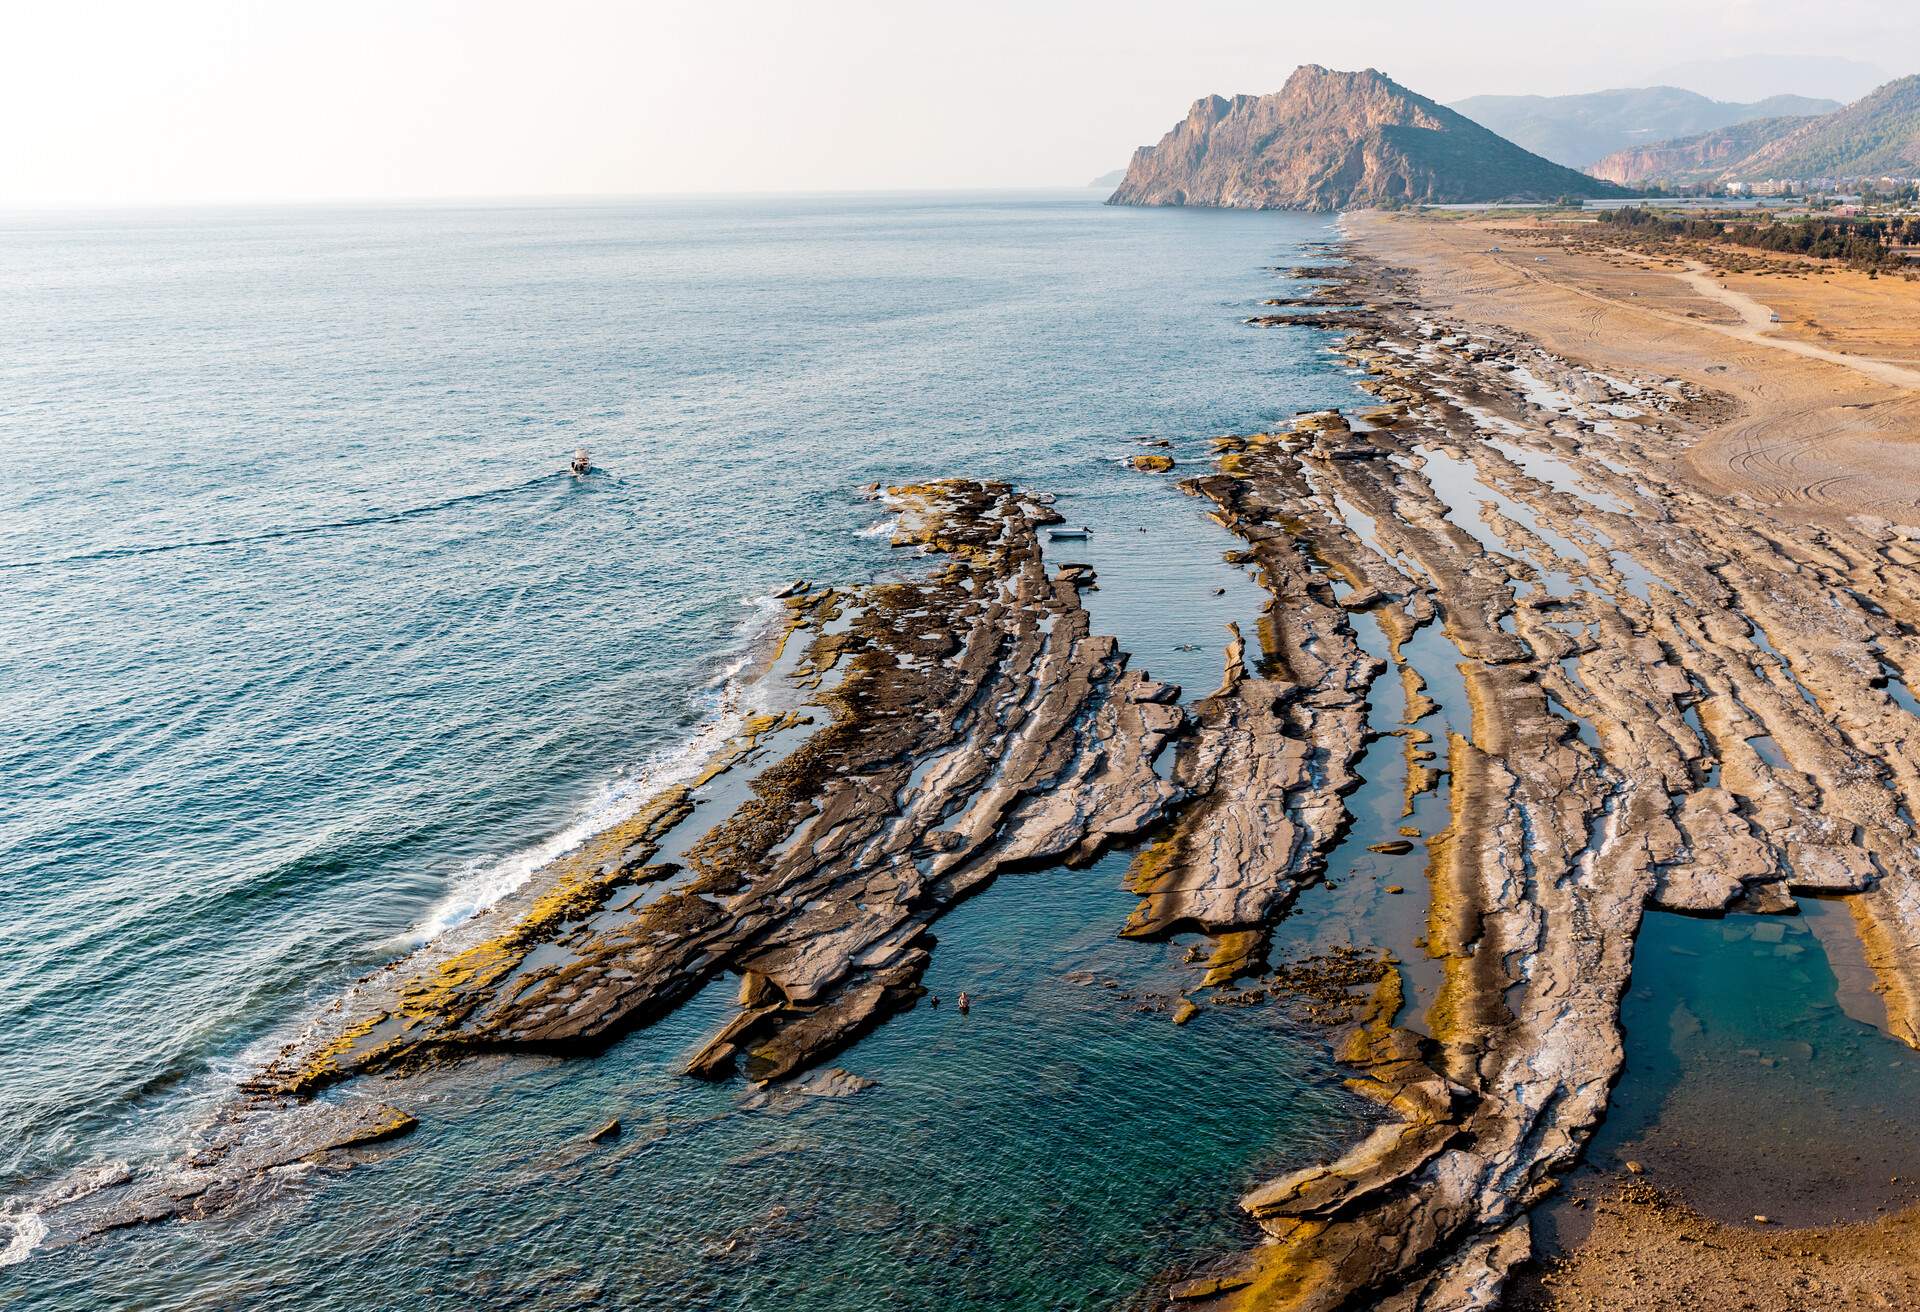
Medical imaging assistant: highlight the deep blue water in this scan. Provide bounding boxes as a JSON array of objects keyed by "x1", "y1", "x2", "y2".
[{"x1": 0, "y1": 192, "x2": 1370, "y2": 1307}]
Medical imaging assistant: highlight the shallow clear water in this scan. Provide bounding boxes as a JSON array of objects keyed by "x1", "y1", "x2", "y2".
[
  {"x1": 1587, "y1": 904, "x2": 1920, "y2": 1227},
  {"x1": 0, "y1": 193, "x2": 1368, "y2": 1305}
]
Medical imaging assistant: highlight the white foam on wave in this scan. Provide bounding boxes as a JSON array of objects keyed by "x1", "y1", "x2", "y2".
[
  {"x1": 0, "y1": 1204, "x2": 46, "y2": 1267},
  {"x1": 855, "y1": 515, "x2": 899, "y2": 539},
  {"x1": 395, "y1": 592, "x2": 789, "y2": 947},
  {"x1": 43, "y1": 1160, "x2": 131, "y2": 1207},
  {"x1": 12, "y1": 1156, "x2": 133, "y2": 1254}
]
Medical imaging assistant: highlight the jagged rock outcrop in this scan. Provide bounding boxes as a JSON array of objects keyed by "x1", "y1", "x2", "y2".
[
  {"x1": 256, "y1": 481, "x2": 1189, "y2": 1093},
  {"x1": 1107, "y1": 66, "x2": 1624, "y2": 212},
  {"x1": 1161, "y1": 240, "x2": 1920, "y2": 1310},
  {"x1": 41, "y1": 479, "x2": 1191, "y2": 1240}
]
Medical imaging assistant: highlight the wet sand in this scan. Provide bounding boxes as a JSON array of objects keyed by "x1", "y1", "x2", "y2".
[{"x1": 1506, "y1": 1179, "x2": 1920, "y2": 1312}]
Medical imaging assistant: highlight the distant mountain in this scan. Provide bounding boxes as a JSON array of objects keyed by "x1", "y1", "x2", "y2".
[
  {"x1": 1589, "y1": 116, "x2": 1810, "y2": 186},
  {"x1": 1088, "y1": 168, "x2": 1126, "y2": 189},
  {"x1": 1649, "y1": 54, "x2": 1888, "y2": 106},
  {"x1": 1591, "y1": 76, "x2": 1920, "y2": 186},
  {"x1": 1108, "y1": 66, "x2": 1624, "y2": 212},
  {"x1": 1448, "y1": 87, "x2": 1837, "y2": 168}
]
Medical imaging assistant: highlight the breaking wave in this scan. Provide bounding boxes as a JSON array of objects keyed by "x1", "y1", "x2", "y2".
[
  {"x1": 397, "y1": 589, "x2": 791, "y2": 945},
  {"x1": 0, "y1": 1204, "x2": 46, "y2": 1267}
]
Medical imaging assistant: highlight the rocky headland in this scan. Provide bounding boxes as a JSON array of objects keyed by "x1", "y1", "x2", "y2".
[{"x1": 1107, "y1": 66, "x2": 1624, "y2": 211}]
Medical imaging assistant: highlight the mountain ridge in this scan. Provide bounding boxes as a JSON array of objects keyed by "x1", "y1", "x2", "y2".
[
  {"x1": 1448, "y1": 87, "x2": 1837, "y2": 168},
  {"x1": 1588, "y1": 116, "x2": 1811, "y2": 185},
  {"x1": 1734, "y1": 75, "x2": 1920, "y2": 180},
  {"x1": 1591, "y1": 75, "x2": 1920, "y2": 186}
]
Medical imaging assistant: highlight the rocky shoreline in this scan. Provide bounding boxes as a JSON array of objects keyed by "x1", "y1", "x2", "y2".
[
  {"x1": 1159, "y1": 237, "x2": 1920, "y2": 1309},
  {"x1": 32, "y1": 226, "x2": 1920, "y2": 1310},
  {"x1": 42, "y1": 478, "x2": 1201, "y2": 1239}
]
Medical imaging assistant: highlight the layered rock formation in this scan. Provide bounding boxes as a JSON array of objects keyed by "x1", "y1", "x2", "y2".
[
  {"x1": 46, "y1": 479, "x2": 1194, "y2": 1238},
  {"x1": 1107, "y1": 66, "x2": 1624, "y2": 211},
  {"x1": 40, "y1": 218, "x2": 1920, "y2": 1310},
  {"x1": 262, "y1": 484, "x2": 1191, "y2": 1094},
  {"x1": 1118, "y1": 447, "x2": 1388, "y2": 983},
  {"x1": 1167, "y1": 249, "x2": 1920, "y2": 1311}
]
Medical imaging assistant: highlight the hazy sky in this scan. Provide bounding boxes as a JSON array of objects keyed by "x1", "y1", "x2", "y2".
[{"x1": 2, "y1": 0, "x2": 1912, "y2": 206}]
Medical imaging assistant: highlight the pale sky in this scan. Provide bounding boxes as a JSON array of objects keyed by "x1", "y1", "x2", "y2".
[{"x1": 2, "y1": 0, "x2": 1912, "y2": 207}]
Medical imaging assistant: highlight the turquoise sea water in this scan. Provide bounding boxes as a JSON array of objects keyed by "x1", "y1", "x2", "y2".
[{"x1": 0, "y1": 193, "x2": 1375, "y2": 1307}]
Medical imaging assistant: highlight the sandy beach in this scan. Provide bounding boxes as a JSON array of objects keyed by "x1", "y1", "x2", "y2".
[{"x1": 1349, "y1": 210, "x2": 1920, "y2": 523}]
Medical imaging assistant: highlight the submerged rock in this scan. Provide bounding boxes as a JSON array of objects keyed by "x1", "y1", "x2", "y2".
[{"x1": 791, "y1": 1068, "x2": 876, "y2": 1099}]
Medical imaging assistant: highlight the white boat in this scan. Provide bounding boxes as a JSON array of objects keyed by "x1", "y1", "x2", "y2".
[{"x1": 570, "y1": 446, "x2": 592, "y2": 476}]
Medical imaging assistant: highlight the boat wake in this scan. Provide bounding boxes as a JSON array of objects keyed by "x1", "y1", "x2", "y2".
[{"x1": 0, "y1": 471, "x2": 572, "y2": 572}]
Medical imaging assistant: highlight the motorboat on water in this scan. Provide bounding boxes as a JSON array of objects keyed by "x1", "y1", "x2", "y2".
[
  {"x1": 1047, "y1": 526, "x2": 1092, "y2": 541},
  {"x1": 570, "y1": 446, "x2": 592, "y2": 476}
]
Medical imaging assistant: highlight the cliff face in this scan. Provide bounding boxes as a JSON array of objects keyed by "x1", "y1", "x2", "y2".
[
  {"x1": 1109, "y1": 66, "x2": 1625, "y2": 211},
  {"x1": 1589, "y1": 116, "x2": 1808, "y2": 186}
]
